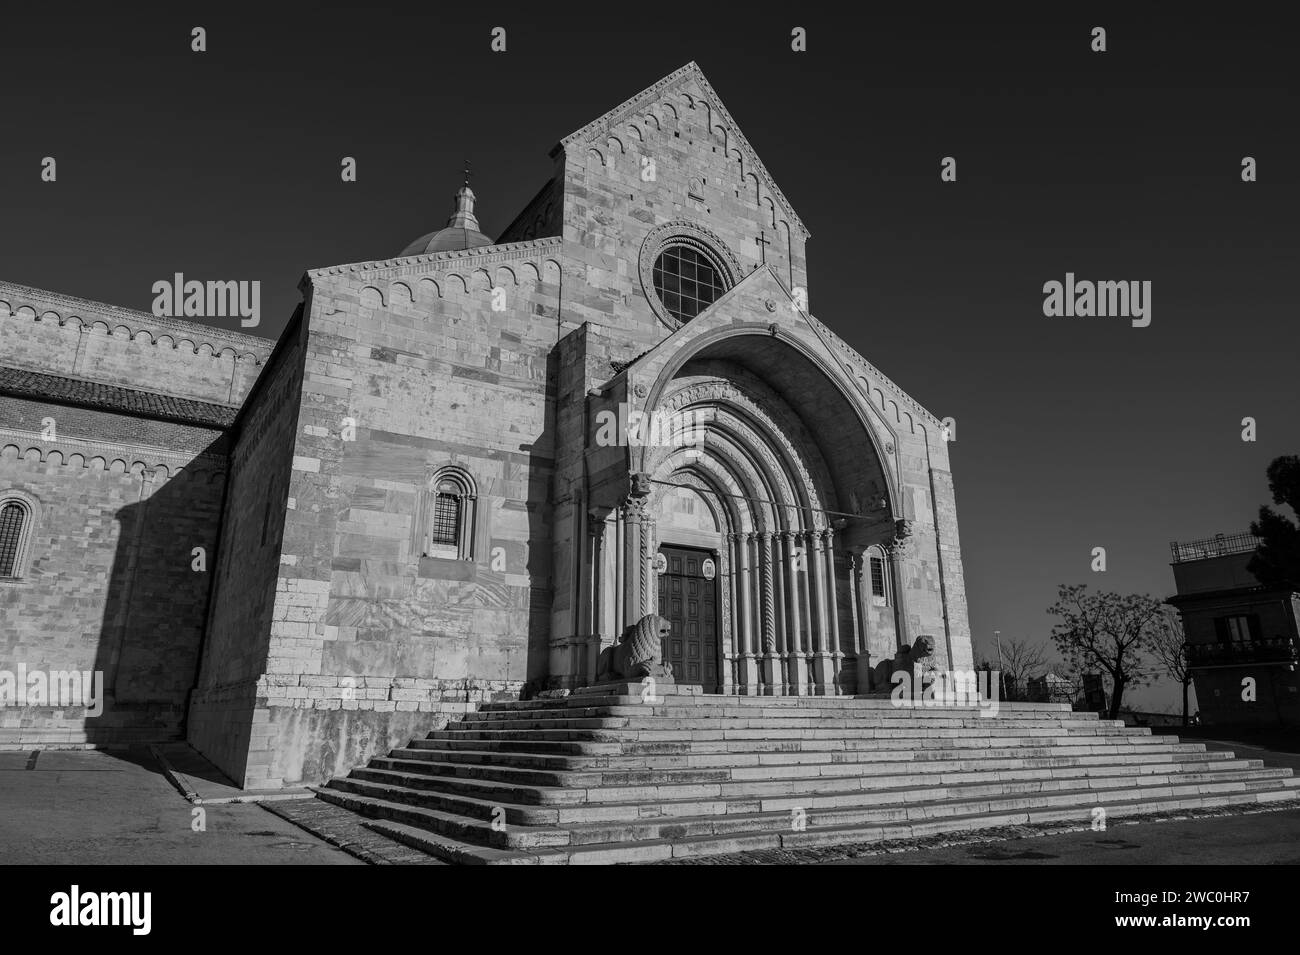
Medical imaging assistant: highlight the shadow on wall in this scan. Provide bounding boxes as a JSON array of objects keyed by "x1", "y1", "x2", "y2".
[
  {"x1": 89, "y1": 435, "x2": 228, "y2": 746},
  {"x1": 519, "y1": 345, "x2": 561, "y2": 695}
]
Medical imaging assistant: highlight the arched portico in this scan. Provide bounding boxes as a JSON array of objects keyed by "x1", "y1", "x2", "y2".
[{"x1": 573, "y1": 328, "x2": 917, "y2": 696}]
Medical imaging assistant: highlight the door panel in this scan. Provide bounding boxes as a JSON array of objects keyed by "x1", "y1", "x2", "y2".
[{"x1": 657, "y1": 545, "x2": 719, "y2": 691}]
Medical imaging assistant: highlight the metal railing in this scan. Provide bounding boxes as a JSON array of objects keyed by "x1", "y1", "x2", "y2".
[
  {"x1": 1185, "y1": 636, "x2": 1299, "y2": 667},
  {"x1": 1170, "y1": 532, "x2": 1258, "y2": 563}
]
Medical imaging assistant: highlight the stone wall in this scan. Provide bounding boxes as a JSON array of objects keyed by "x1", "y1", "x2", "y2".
[
  {"x1": 0, "y1": 400, "x2": 227, "y2": 746},
  {"x1": 187, "y1": 310, "x2": 307, "y2": 783},
  {"x1": 0, "y1": 282, "x2": 268, "y2": 405},
  {"x1": 216, "y1": 244, "x2": 565, "y2": 787}
]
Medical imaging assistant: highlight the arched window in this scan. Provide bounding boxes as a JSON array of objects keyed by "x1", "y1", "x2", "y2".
[
  {"x1": 0, "y1": 494, "x2": 36, "y2": 579},
  {"x1": 866, "y1": 545, "x2": 888, "y2": 606},
  {"x1": 416, "y1": 468, "x2": 477, "y2": 560}
]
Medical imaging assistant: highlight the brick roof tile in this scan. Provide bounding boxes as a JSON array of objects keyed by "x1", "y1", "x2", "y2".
[{"x1": 0, "y1": 366, "x2": 238, "y2": 428}]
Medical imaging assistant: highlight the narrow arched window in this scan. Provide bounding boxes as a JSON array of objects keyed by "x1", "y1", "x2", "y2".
[
  {"x1": 415, "y1": 468, "x2": 477, "y2": 561},
  {"x1": 431, "y1": 484, "x2": 462, "y2": 547},
  {"x1": 0, "y1": 498, "x2": 33, "y2": 579},
  {"x1": 866, "y1": 546, "x2": 888, "y2": 606}
]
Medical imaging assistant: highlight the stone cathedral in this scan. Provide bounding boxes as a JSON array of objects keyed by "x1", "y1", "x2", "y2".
[{"x1": 0, "y1": 63, "x2": 973, "y2": 790}]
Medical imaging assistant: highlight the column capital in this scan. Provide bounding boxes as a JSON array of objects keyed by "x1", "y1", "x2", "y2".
[
  {"x1": 622, "y1": 495, "x2": 648, "y2": 522},
  {"x1": 628, "y1": 471, "x2": 653, "y2": 497},
  {"x1": 887, "y1": 535, "x2": 912, "y2": 559}
]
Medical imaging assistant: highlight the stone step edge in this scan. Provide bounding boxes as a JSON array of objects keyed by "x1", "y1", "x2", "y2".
[
  {"x1": 372, "y1": 753, "x2": 1263, "y2": 786},
  {"x1": 393, "y1": 742, "x2": 1225, "y2": 763},
  {"x1": 352, "y1": 761, "x2": 1287, "y2": 804},
  {"x1": 354, "y1": 787, "x2": 1300, "y2": 865},
  {"x1": 318, "y1": 777, "x2": 1300, "y2": 852},
  {"x1": 325, "y1": 770, "x2": 1300, "y2": 828}
]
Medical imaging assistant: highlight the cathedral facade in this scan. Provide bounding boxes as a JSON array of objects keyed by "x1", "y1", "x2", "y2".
[{"x1": 0, "y1": 63, "x2": 972, "y2": 789}]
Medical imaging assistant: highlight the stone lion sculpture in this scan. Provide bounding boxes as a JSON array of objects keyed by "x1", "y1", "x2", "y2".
[
  {"x1": 871, "y1": 634, "x2": 936, "y2": 690},
  {"x1": 897, "y1": 635, "x2": 935, "y2": 670},
  {"x1": 597, "y1": 613, "x2": 675, "y2": 683}
]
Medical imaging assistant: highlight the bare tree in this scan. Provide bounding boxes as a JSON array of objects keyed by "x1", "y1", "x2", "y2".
[
  {"x1": 1150, "y1": 608, "x2": 1193, "y2": 726},
  {"x1": 1047, "y1": 584, "x2": 1163, "y2": 720},
  {"x1": 999, "y1": 636, "x2": 1049, "y2": 699}
]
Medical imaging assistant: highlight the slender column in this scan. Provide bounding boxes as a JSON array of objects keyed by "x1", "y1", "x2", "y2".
[
  {"x1": 614, "y1": 509, "x2": 625, "y2": 634},
  {"x1": 460, "y1": 494, "x2": 477, "y2": 559},
  {"x1": 781, "y1": 531, "x2": 805, "y2": 694},
  {"x1": 823, "y1": 528, "x2": 844, "y2": 695},
  {"x1": 774, "y1": 530, "x2": 789, "y2": 693},
  {"x1": 725, "y1": 532, "x2": 740, "y2": 694},
  {"x1": 810, "y1": 526, "x2": 833, "y2": 694},
  {"x1": 849, "y1": 548, "x2": 874, "y2": 694},
  {"x1": 759, "y1": 531, "x2": 781, "y2": 695},
  {"x1": 586, "y1": 520, "x2": 605, "y2": 683},
  {"x1": 620, "y1": 485, "x2": 650, "y2": 634},
  {"x1": 641, "y1": 516, "x2": 656, "y2": 617},
  {"x1": 738, "y1": 532, "x2": 759, "y2": 693},
  {"x1": 718, "y1": 545, "x2": 735, "y2": 695},
  {"x1": 888, "y1": 522, "x2": 913, "y2": 652},
  {"x1": 798, "y1": 531, "x2": 816, "y2": 694}
]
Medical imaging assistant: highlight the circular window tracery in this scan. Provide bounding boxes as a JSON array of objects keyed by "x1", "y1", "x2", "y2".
[
  {"x1": 653, "y1": 244, "x2": 726, "y2": 324},
  {"x1": 639, "y1": 220, "x2": 740, "y2": 331}
]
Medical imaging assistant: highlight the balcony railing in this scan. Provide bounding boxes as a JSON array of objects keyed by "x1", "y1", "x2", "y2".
[
  {"x1": 1170, "y1": 532, "x2": 1259, "y2": 563},
  {"x1": 1186, "y1": 636, "x2": 1299, "y2": 667}
]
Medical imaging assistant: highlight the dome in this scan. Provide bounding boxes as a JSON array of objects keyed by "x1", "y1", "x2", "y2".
[{"x1": 401, "y1": 184, "x2": 494, "y2": 256}]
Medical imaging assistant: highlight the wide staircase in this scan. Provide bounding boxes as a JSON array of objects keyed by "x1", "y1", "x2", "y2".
[{"x1": 313, "y1": 683, "x2": 1300, "y2": 864}]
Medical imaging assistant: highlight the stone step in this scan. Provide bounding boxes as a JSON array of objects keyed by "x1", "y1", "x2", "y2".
[
  {"x1": 369, "y1": 751, "x2": 1257, "y2": 789},
  {"x1": 324, "y1": 767, "x2": 1299, "y2": 830},
  {"x1": 462, "y1": 703, "x2": 1106, "y2": 723},
  {"x1": 484, "y1": 688, "x2": 1076, "y2": 713},
  {"x1": 410, "y1": 732, "x2": 1175, "y2": 753},
  {"x1": 401, "y1": 736, "x2": 1210, "y2": 762},
  {"x1": 424, "y1": 727, "x2": 1153, "y2": 746},
  {"x1": 314, "y1": 788, "x2": 570, "y2": 850},
  {"x1": 315, "y1": 776, "x2": 1300, "y2": 862},
  {"x1": 348, "y1": 762, "x2": 1290, "y2": 809},
  {"x1": 556, "y1": 777, "x2": 1300, "y2": 846},
  {"x1": 358, "y1": 758, "x2": 1279, "y2": 805},
  {"x1": 448, "y1": 715, "x2": 1132, "y2": 733}
]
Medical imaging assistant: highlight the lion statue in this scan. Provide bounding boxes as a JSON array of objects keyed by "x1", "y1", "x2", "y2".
[
  {"x1": 597, "y1": 613, "x2": 676, "y2": 684},
  {"x1": 870, "y1": 634, "x2": 936, "y2": 691}
]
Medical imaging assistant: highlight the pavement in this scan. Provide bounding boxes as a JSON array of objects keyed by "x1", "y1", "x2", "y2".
[
  {"x1": 0, "y1": 747, "x2": 360, "y2": 865},
  {"x1": 815, "y1": 806, "x2": 1300, "y2": 865}
]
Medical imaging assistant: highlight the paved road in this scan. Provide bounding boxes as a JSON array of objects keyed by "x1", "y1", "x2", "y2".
[
  {"x1": 817, "y1": 807, "x2": 1300, "y2": 865},
  {"x1": 0, "y1": 749, "x2": 359, "y2": 865}
]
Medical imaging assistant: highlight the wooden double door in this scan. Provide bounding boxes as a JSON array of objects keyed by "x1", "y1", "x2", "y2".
[{"x1": 656, "y1": 544, "x2": 720, "y2": 692}]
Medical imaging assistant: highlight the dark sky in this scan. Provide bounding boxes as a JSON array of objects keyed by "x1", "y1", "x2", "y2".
[{"x1": 3, "y1": 4, "x2": 1295, "y2": 710}]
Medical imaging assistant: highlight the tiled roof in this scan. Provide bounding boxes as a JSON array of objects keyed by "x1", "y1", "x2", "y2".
[{"x1": 0, "y1": 366, "x2": 238, "y2": 428}]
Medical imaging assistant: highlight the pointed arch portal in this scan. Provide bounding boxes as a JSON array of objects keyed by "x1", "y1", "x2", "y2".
[{"x1": 573, "y1": 330, "x2": 913, "y2": 696}]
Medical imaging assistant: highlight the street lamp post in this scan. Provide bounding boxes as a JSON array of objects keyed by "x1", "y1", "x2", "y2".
[{"x1": 994, "y1": 630, "x2": 1005, "y2": 699}]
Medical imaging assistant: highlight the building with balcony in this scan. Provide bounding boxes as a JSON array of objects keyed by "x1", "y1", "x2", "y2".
[{"x1": 1167, "y1": 532, "x2": 1300, "y2": 727}]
